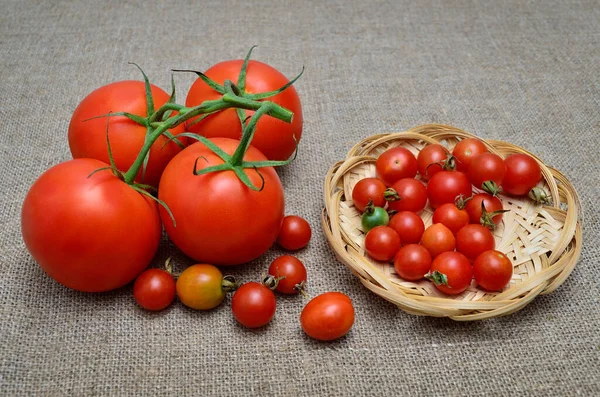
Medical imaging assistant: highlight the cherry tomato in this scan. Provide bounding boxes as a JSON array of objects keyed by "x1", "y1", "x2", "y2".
[
  {"x1": 427, "y1": 252, "x2": 473, "y2": 295},
  {"x1": 452, "y1": 138, "x2": 488, "y2": 172},
  {"x1": 351, "y1": 178, "x2": 387, "y2": 212},
  {"x1": 300, "y1": 292, "x2": 355, "y2": 341},
  {"x1": 176, "y1": 264, "x2": 234, "y2": 310},
  {"x1": 388, "y1": 211, "x2": 425, "y2": 245},
  {"x1": 465, "y1": 193, "x2": 505, "y2": 228},
  {"x1": 68, "y1": 81, "x2": 186, "y2": 187},
  {"x1": 133, "y1": 269, "x2": 176, "y2": 311},
  {"x1": 420, "y1": 223, "x2": 455, "y2": 258},
  {"x1": 21, "y1": 159, "x2": 161, "y2": 292},
  {"x1": 432, "y1": 203, "x2": 470, "y2": 235},
  {"x1": 386, "y1": 178, "x2": 428, "y2": 213},
  {"x1": 185, "y1": 59, "x2": 302, "y2": 161},
  {"x1": 158, "y1": 138, "x2": 284, "y2": 265},
  {"x1": 277, "y1": 215, "x2": 312, "y2": 251},
  {"x1": 417, "y1": 144, "x2": 452, "y2": 180},
  {"x1": 361, "y1": 205, "x2": 389, "y2": 232},
  {"x1": 468, "y1": 152, "x2": 506, "y2": 190},
  {"x1": 268, "y1": 255, "x2": 307, "y2": 295},
  {"x1": 231, "y1": 282, "x2": 277, "y2": 328},
  {"x1": 473, "y1": 250, "x2": 513, "y2": 291},
  {"x1": 376, "y1": 147, "x2": 418, "y2": 186},
  {"x1": 455, "y1": 224, "x2": 496, "y2": 261},
  {"x1": 502, "y1": 154, "x2": 542, "y2": 196},
  {"x1": 426, "y1": 171, "x2": 472, "y2": 209},
  {"x1": 364, "y1": 226, "x2": 401, "y2": 262},
  {"x1": 394, "y1": 244, "x2": 432, "y2": 281}
]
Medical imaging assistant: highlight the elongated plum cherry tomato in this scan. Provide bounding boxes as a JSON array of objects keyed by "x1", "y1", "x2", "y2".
[
  {"x1": 386, "y1": 178, "x2": 428, "y2": 213},
  {"x1": 278, "y1": 215, "x2": 312, "y2": 251},
  {"x1": 427, "y1": 252, "x2": 473, "y2": 295},
  {"x1": 394, "y1": 244, "x2": 432, "y2": 281},
  {"x1": 300, "y1": 292, "x2": 355, "y2": 341},
  {"x1": 176, "y1": 264, "x2": 235, "y2": 310},
  {"x1": 502, "y1": 154, "x2": 542, "y2": 196},
  {"x1": 455, "y1": 224, "x2": 496, "y2": 261},
  {"x1": 417, "y1": 144, "x2": 452, "y2": 180},
  {"x1": 268, "y1": 255, "x2": 307, "y2": 295},
  {"x1": 133, "y1": 269, "x2": 176, "y2": 311},
  {"x1": 365, "y1": 226, "x2": 401, "y2": 262},
  {"x1": 351, "y1": 177, "x2": 387, "y2": 212},
  {"x1": 231, "y1": 282, "x2": 277, "y2": 328},
  {"x1": 420, "y1": 223, "x2": 455, "y2": 258},
  {"x1": 465, "y1": 193, "x2": 505, "y2": 228},
  {"x1": 376, "y1": 147, "x2": 418, "y2": 186},
  {"x1": 452, "y1": 138, "x2": 488, "y2": 172},
  {"x1": 468, "y1": 152, "x2": 506, "y2": 191},
  {"x1": 388, "y1": 211, "x2": 425, "y2": 245},
  {"x1": 427, "y1": 171, "x2": 472, "y2": 209},
  {"x1": 473, "y1": 250, "x2": 513, "y2": 291},
  {"x1": 432, "y1": 203, "x2": 470, "y2": 235}
]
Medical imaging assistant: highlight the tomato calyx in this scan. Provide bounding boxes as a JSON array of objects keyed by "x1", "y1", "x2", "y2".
[
  {"x1": 529, "y1": 187, "x2": 551, "y2": 205},
  {"x1": 424, "y1": 270, "x2": 450, "y2": 287},
  {"x1": 426, "y1": 154, "x2": 457, "y2": 175},
  {"x1": 479, "y1": 201, "x2": 509, "y2": 230},
  {"x1": 384, "y1": 188, "x2": 401, "y2": 202},
  {"x1": 481, "y1": 180, "x2": 501, "y2": 196},
  {"x1": 222, "y1": 275, "x2": 240, "y2": 293},
  {"x1": 454, "y1": 194, "x2": 470, "y2": 210}
]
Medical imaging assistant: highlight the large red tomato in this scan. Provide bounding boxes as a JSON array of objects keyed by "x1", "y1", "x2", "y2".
[
  {"x1": 68, "y1": 81, "x2": 186, "y2": 187},
  {"x1": 21, "y1": 159, "x2": 162, "y2": 292},
  {"x1": 158, "y1": 137, "x2": 285, "y2": 265},
  {"x1": 185, "y1": 60, "x2": 302, "y2": 161}
]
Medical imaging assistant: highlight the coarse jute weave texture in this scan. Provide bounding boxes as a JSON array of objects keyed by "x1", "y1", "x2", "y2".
[{"x1": 1, "y1": 1, "x2": 599, "y2": 396}]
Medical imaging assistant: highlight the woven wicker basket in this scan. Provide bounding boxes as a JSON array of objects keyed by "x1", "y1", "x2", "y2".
[{"x1": 322, "y1": 124, "x2": 582, "y2": 321}]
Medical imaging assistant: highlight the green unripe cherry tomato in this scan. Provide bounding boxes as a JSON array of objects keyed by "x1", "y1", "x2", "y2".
[{"x1": 361, "y1": 205, "x2": 389, "y2": 232}]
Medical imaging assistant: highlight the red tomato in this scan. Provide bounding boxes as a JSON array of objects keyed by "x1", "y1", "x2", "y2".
[
  {"x1": 68, "y1": 81, "x2": 186, "y2": 187},
  {"x1": 417, "y1": 144, "x2": 452, "y2": 180},
  {"x1": 21, "y1": 159, "x2": 161, "y2": 292},
  {"x1": 394, "y1": 244, "x2": 432, "y2": 281},
  {"x1": 388, "y1": 211, "x2": 425, "y2": 245},
  {"x1": 277, "y1": 215, "x2": 312, "y2": 251},
  {"x1": 268, "y1": 255, "x2": 307, "y2": 295},
  {"x1": 376, "y1": 147, "x2": 418, "y2": 186},
  {"x1": 502, "y1": 154, "x2": 542, "y2": 196},
  {"x1": 351, "y1": 177, "x2": 387, "y2": 212},
  {"x1": 133, "y1": 269, "x2": 176, "y2": 311},
  {"x1": 468, "y1": 152, "x2": 506, "y2": 190},
  {"x1": 158, "y1": 138, "x2": 284, "y2": 265},
  {"x1": 427, "y1": 252, "x2": 473, "y2": 295},
  {"x1": 364, "y1": 226, "x2": 401, "y2": 262},
  {"x1": 426, "y1": 171, "x2": 472, "y2": 209},
  {"x1": 465, "y1": 193, "x2": 505, "y2": 228},
  {"x1": 420, "y1": 223, "x2": 455, "y2": 258},
  {"x1": 455, "y1": 224, "x2": 496, "y2": 261},
  {"x1": 185, "y1": 60, "x2": 302, "y2": 161},
  {"x1": 231, "y1": 282, "x2": 277, "y2": 328},
  {"x1": 452, "y1": 138, "x2": 488, "y2": 172},
  {"x1": 432, "y1": 203, "x2": 470, "y2": 235},
  {"x1": 473, "y1": 250, "x2": 513, "y2": 291},
  {"x1": 386, "y1": 178, "x2": 428, "y2": 213},
  {"x1": 300, "y1": 292, "x2": 355, "y2": 341},
  {"x1": 176, "y1": 264, "x2": 231, "y2": 310}
]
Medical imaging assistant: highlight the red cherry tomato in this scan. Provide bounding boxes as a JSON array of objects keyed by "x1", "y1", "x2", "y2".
[
  {"x1": 375, "y1": 147, "x2": 418, "y2": 186},
  {"x1": 427, "y1": 252, "x2": 473, "y2": 295},
  {"x1": 502, "y1": 154, "x2": 542, "y2": 196},
  {"x1": 277, "y1": 215, "x2": 312, "y2": 250},
  {"x1": 133, "y1": 269, "x2": 176, "y2": 311},
  {"x1": 473, "y1": 250, "x2": 513, "y2": 291},
  {"x1": 432, "y1": 203, "x2": 470, "y2": 235},
  {"x1": 351, "y1": 177, "x2": 387, "y2": 212},
  {"x1": 417, "y1": 144, "x2": 451, "y2": 180},
  {"x1": 231, "y1": 282, "x2": 277, "y2": 328},
  {"x1": 388, "y1": 211, "x2": 425, "y2": 245},
  {"x1": 268, "y1": 255, "x2": 307, "y2": 295},
  {"x1": 420, "y1": 223, "x2": 456, "y2": 258},
  {"x1": 452, "y1": 138, "x2": 488, "y2": 172},
  {"x1": 455, "y1": 224, "x2": 496, "y2": 261},
  {"x1": 426, "y1": 171, "x2": 472, "y2": 209},
  {"x1": 465, "y1": 193, "x2": 505, "y2": 228},
  {"x1": 300, "y1": 292, "x2": 355, "y2": 341},
  {"x1": 364, "y1": 226, "x2": 401, "y2": 262},
  {"x1": 386, "y1": 178, "x2": 428, "y2": 213},
  {"x1": 468, "y1": 152, "x2": 506, "y2": 190},
  {"x1": 394, "y1": 244, "x2": 432, "y2": 281}
]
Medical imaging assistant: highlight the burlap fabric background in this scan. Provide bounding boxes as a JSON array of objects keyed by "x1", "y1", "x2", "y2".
[{"x1": 1, "y1": 0, "x2": 598, "y2": 395}]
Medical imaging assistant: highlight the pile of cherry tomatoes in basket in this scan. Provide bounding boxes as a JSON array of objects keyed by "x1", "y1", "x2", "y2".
[{"x1": 352, "y1": 138, "x2": 545, "y2": 295}]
